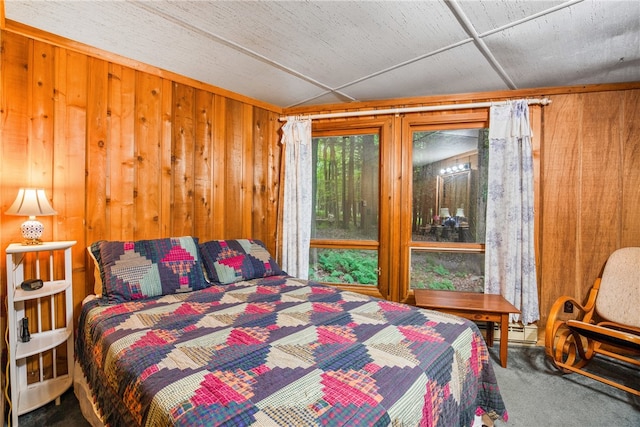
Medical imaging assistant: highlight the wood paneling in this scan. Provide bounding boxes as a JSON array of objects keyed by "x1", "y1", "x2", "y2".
[
  {"x1": 621, "y1": 92, "x2": 640, "y2": 246},
  {"x1": 107, "y1": 63, "x2": 136, "y2": 241},
  {"x1": 0, "y1": 30, "x2": 282, "y2": 324},
  {"x1": 539, "y1": 89, "x2": 640, "y2": 328},
  {"x1": 193, "y1": 89, "x2": 214, "y2": 239}
]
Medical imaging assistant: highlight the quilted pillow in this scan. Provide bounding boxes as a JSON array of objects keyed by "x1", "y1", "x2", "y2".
[
  {"x1": 92, "y1": 236, "x2": 209, "y2": 303},
  {"x1": 199, "y1": 239, "x2": 284, "y2": 285}
]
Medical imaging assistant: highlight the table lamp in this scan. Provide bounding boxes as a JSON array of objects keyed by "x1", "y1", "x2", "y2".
[{"x1": 5, "y1": 188, "x2": 57, "y2": 245}]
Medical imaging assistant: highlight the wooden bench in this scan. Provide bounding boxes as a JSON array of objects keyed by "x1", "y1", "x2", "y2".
[{"x1": 414, "y1": 289, "x2": 520, "y2": 367}]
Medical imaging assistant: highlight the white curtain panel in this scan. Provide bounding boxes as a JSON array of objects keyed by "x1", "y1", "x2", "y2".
[
  {"x1": 280, "y1": 118, "x2": 312, "y2": 279},
  {"x1": 485, "y1": 101, "x2": 540, "y2": 324}
]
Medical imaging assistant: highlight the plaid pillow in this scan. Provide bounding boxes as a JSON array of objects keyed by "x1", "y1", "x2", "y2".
[
  {"x1": 199, "y1": 239, "x2": 284, "y2": 285},
  {"x1": 93, "y1": 236, "x2": 209, "y2": 303}
]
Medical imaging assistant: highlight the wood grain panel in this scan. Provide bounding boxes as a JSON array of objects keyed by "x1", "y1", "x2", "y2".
[
  {"x1": 160, "y1": 79, "x2": 173, "y2": 237},
  {"x1": 579, "y1": 92, "x2": 621, "y2": 285},
  {"x1": 621, "y1": 90, "x2": 640, "y2": 246},
  {"x1": 134, "y1": 72, "x2": 163, "y2": 238},
  {"x1": 29, "y1": 40, "x2": 54, "y2": 182},
  {"x1": 194, "y1": 89, "x2": 214, "y2": 240},
  {"x1": 251, "y1": 107, "x2": 268, "y2": 242},
  {"x1": 251, "y1": 108, "x2": 280, "y2": 250},
  {"x1": 86, "y1": 57, "x2": 109, "y2": 244},
  {"x1": 107, "y1": 64, "x2": 136, "y2": 241},
  {"x1": 1, "y1": 31, "x2": 31, "y2": 244},
  {"x1": 241, "y1": 103, "x2": 254, "y2": 237},
  {"x1": 539, "y1": 95, "x2": 581, "y2": 323},
  {"x1": 172, "y1": 83, "x2": 195, "y2": 236},
  {"x1": 29, "y1": 40, "x2": 56, "y2": 243},
  {"x1": 223, "y1": 99, "x2": 245, "y2": 239},
  {"x1": 211, "y1": 95, "x2": 227, "y2": 238}
]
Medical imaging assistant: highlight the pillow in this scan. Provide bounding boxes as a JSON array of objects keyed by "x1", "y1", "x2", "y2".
[
  {"x1": 199, "y1": 239, "x2": 284, "y2": 285},
  {"x1": 92, "y1": 236, "x2": 209, "y2": 303}
]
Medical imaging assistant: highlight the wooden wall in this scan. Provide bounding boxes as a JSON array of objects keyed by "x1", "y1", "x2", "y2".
[
  {"x1": 538, "y1": 90, "x2": 640, "y2": 328},
  {"x1": 0, "y1": 30, "x2": 282, "y2": 320}
]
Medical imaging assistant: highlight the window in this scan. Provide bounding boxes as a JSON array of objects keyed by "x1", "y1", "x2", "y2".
[
  {"x1": 409, "y1": 126, "x2": 488, "y2": 292},
  {"x1": 308, "y1": 132, "x2": 380, "y2": 287}
]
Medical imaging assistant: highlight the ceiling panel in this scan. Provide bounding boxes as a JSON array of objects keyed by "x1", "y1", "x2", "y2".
[
  {"x1": 484, "y1": 0, "x2": 640, "y2": 88},
  {"x1": 343, "y1": 43, "x2": 509, "y2": 102},
  {"x1": 151, "y1": 1, "x2": 470, "y2": 88},
  {"x1": 3, "y1": 0, "x2": 639, "y2": 108},
  {"x1": 456, "y1": 0, "x2": 568, "y2": 34}
]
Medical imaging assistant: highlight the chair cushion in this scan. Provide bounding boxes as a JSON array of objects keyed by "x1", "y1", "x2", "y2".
[{"x1": 596, "y1": 247, "x2": 640, "y2": 329}]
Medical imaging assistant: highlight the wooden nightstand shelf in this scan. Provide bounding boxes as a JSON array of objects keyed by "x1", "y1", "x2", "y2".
[{"x1": 5, "y1": 241, "x2": 76, "y2": 426}]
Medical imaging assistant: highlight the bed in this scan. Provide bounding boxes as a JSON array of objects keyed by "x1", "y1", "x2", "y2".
[{"x1": 75, "y1": 237, "x2": 507, "y2": 426}]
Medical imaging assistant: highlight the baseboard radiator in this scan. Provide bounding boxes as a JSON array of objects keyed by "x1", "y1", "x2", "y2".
[{"x1": 476, "y1": 322, "x2": 538, "y2": 345}]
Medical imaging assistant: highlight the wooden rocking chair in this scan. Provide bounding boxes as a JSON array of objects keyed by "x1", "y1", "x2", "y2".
[{"x1": 545, "y1": 247, "x2": 640, "y2": 396}]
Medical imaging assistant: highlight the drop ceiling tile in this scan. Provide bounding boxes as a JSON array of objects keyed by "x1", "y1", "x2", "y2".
[
  {"x1": 143, "y1": 0, "x2": 470, "y2": 88},
  {"x1": 342, "y1": 42, "x2": 509, "y2": 102},
  {"x1": 456, "y1": 0, "x2": 567, "y2": 34},
  {"x1": 484, "y1": 1, "x2": 640, "y2": 89},
  {"x1": 288, "y1": 91, "x2": 353, "y2": 108}
]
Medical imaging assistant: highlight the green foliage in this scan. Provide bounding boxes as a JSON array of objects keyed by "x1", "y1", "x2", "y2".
[
  {"x1": 428, "y1": 280, "x2": 455, "y2": 290},
  {"x1": 410, "y1": 259, "x2": 458, "y2": 291},
  {"x1": 431, "y1": 264, "x2": 449, "y2": 276},
  {"x1": 310, "y1": 250, "x2": 378, "y2": 285}
]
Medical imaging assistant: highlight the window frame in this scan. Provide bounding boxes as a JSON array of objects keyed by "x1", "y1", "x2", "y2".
[
  {"x1": 310, "y1": 118, "x2": 393, "y2": 299},
  {"x1": 400, "y1": 112, "x2": 489, "y2": 302}
]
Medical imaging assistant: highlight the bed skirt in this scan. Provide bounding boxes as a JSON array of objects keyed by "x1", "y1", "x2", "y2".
[{"x1": 73, "y1": 361, "x2": 105, "y2": 427}]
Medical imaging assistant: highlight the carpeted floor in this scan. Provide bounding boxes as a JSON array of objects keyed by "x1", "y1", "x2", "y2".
[
  {"x1": 12, "y1": 345, "x2": 640, "y2": 426},
  {"x1": 491, "y1": 345, "x2": 640, "y2": 426}
]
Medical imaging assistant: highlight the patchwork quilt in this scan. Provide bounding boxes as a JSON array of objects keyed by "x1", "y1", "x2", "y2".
[{"x1": 76, "y1": 276, "x2": 507, "y2": 426}]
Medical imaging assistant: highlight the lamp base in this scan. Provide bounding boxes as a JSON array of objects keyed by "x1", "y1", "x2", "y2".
[
  {"x1": 20, "y1": 218, "x2": 44, "y2": 245},
  {"x1": 22, "y1": 238, "x2": 44, "y2": 245}
]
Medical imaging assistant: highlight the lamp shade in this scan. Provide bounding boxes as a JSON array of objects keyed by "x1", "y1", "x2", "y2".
[
  {"x1": 455, "y1": 208, "x2": 465, "y2": 218},
  {"x1": 5, "y1": 188, "x2": 57, "y2": 245},
  {"x1": 439, "y1": 208, "x2": 450, "y2": 218},
  {"x1": 6, "y1": 188, "x2": 57, "y2": 217}
]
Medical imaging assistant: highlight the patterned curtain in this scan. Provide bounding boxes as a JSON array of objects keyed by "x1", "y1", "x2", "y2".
[
  {"x1": 279, "y1": 117, "x2": 312, "y2": 279},
  {"x1": 485, "y1": 101, "x2": 539, "y2": 324}
]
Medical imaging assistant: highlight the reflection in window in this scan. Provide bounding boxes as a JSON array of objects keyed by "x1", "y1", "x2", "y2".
[
  {"x1": 410, "y1": 249, "x2": 484, "y2": 292},
  {"x1": 309, "y1": 248, "x2": 378, "y2": 286},
  {"x1": 412, "y1": 129, "x2": 488, "y2": 244}
]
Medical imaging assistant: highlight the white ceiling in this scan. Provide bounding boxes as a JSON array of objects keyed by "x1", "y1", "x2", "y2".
[{"x1": 4, "y1": 0, "x2": 640, "y2": 108}]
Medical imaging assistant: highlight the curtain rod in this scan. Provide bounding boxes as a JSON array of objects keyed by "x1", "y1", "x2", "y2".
[{"x1": 279, "y1": 97, "x2": 551, "y2": 121}]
